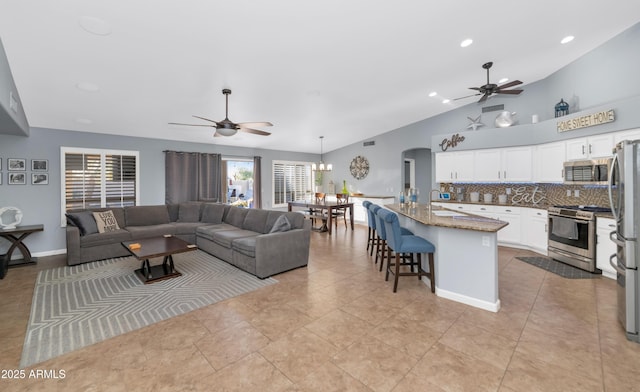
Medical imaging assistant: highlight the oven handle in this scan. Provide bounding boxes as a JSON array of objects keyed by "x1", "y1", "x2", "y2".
[
  {"x1": 548, "y1": 215, "x2": 590, "y2": 224},
  {"x1": 609, "y1": 254, "x2": 625, "y2": 275}
]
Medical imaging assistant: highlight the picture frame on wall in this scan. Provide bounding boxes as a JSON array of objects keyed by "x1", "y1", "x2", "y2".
[
  {"x1": 32, "y1": 173, "x2": 49, "y2": 185},
  {"x1": 8, "y1": 172, "x2": 26, "y2": 185},
  {"x1": 31, "y1": 159, "x2": 48, "y2": 171},
  {"x1": 8, "y1": 158, "x2": 26, "y2": 171}
]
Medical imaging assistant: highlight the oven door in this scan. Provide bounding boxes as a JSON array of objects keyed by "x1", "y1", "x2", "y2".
[{"x1": 548, "y1": 214, "x2": 594, "y2": 259}]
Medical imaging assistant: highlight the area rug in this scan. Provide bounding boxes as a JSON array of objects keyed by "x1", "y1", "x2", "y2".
[
  {"x1": 516, "y1": 256, "x2": 601, "y2": 279},
  {"x1": 20, "y1": 250, "x2": 277, "y2": 368}
]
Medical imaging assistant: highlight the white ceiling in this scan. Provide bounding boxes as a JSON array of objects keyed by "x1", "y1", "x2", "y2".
[{"x1": 1, "y1": 1, "x2": 639, "y2": 154}]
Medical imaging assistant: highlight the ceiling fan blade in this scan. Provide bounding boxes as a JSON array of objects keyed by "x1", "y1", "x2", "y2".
[
  {"x1": 237, "y1": 121, "x2": 273, "y2": 128},
  {"x1": 478, "y1": 93, "x2": 491, "y2": 103},
  {"x1": 192, "y1": 115, "x2": 220, "y2": 125},
  {"x1": 468, "y1": 87, "x2": 482, "y2": 91},
  {"x1": 497, "y1": 80, "x2": 522, "y2": 89},
  {"x1": 168, "y1": 122, "x2": 214, "y2": 127},
  {"x1": 496, "y1": 89, "x2": 523, "y2": 95},
  {"x1": 239, "y1": 127, "x2": 271, "y2": 136},
  {"x1": 453, "y1": 93, "x2": 482, "y2": 101}
]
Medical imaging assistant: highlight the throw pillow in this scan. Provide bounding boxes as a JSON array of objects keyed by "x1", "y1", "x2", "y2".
[
  {"x1": 66, "y1": 211, "x2": 99, "y2": 236},
  {"x1": 93, "y1": 210, "x2": 121, "y2": 233},
  {"x1": 269, "y1": 215, "x2": 291, "y2": 233}
]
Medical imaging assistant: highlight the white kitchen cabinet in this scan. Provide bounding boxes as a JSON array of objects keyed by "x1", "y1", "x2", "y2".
[
  {"x1": 492, "y1": 206, "x2": 522, "y2": 245},
  {"x1": 525, "y1": 208, "x2": 548, "y2": 255},
  {"x1": 474, "y1": 147, "x2": 533, "y2": 183},
  {"x1": 352, "y1": 196, "x2": 394, "y2": 223},
  {"x1": 435, "y1": 151, "x2": 474, "y2": 182},
  {"x1": 596, "y1": 217, "x2": 617, "y2": 280},
  {"x1": 534, "y1": 142, "x2": 566, "y2": 183},
  {"x1": 614, "y1": 128, "x2": 640, "y2": 144},
  {"x1": 565, "y1": 134, "x2": 614, "y2": 160}
]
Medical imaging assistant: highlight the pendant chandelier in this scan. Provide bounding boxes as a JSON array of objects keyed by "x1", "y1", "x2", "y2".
[{"x1": 312, "y1": 136, "x2": 332, "y2": 171}]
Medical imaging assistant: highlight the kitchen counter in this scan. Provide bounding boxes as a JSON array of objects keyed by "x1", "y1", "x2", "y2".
[
  {"x1": 387, "y1": 203, "x2": 508, "y2": 232},
  {"x1": 384, "y1": 203, "x2": 508, "y2": 313}
]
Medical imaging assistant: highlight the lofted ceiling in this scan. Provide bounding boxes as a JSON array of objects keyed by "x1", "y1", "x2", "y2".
[{"x1": 1, "y1": 1, "x2": 639, "y2": 154}]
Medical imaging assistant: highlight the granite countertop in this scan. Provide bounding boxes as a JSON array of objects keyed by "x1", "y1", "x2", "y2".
[
  {"x1": 386, "y1": 203, "x2": 509, "y2": 233},
  {"x1": 433, "y1": 199, "x2": 550, "y2": 210}
]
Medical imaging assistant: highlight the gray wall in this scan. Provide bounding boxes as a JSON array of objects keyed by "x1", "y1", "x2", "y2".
[
  {"x1": 325, "y1": 22, "x2": 640, "y2": 195},
  {"x1": 0, "y1": 128, "x2": 317, "y2": 255},
  {"x1": 0, "y1": 37, "x2": 29, "y2": 136}
]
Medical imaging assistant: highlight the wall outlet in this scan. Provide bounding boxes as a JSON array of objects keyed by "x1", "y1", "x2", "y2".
[
  {"x1": 482, "y1": 236, "x2": 490, "y2": 247},
  {"x1": 505, "y1": 188, "x2": 511, "y2": 195},
  {"x1": 567, "y1": 189, "x2": 571, "y2": 197},
  {"x1": 574, "y1": 189, "x2": 580, "y2": 197}
]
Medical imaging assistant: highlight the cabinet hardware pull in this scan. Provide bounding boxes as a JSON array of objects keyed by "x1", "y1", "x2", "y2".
[
  {"x1": 504, "y1": 170, "x2": 507, "y2": 178},
  {"x1": 582, "y1": 145, "x2": 585, "y2": 155},
  {"x1": 506, "y1": 209, "x2": 511, "y2": 212},
  {"x1": 589, "y1": 144, "x2": 592, "y2": 154}
]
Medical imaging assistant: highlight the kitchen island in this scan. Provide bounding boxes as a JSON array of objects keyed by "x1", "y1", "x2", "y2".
[{"x1": 386, "y1": 203, "x2": 508, "y2": 312}]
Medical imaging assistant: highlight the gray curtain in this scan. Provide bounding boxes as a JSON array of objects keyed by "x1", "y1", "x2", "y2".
[
  {"x1": 253, "y1": 156, "x2": 262, "y2": 209},
  {"x1": 165, "y1": 151, "x2": 222, "y2": 204}
]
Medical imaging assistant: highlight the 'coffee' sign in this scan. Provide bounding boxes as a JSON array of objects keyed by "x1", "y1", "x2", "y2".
[
  {"x1": 439, "y1": 133, "x2": 465, "y2": 151},
  {"x1": 557, "y1": 109, "x2": 615, "y2": 133}
]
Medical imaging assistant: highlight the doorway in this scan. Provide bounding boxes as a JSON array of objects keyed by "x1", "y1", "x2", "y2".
[{"x1": 401, "y1": 148, "x2": 431, "y2": 203}]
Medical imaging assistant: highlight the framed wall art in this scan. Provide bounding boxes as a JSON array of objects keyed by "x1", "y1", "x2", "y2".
[
  {"x1": 31, "y1": 159, "x2": 48, "y2": 171},
  {"x1": 8, "y1": 158, "x2": 26, "y2": 171},
  {"x1": 32, "y1": 173, "x2": 49, "y2": 185},
  {"x1": 8, "y1": 172, "x2": 26, "y2": 185}
]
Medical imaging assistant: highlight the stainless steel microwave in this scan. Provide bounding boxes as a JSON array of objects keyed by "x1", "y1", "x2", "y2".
[{"x1": 563, "y1": 158, "x2": 612, "y2": 184}]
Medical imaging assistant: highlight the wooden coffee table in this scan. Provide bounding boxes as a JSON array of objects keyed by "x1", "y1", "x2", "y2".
[{"x1": 122, "y1": 236, "x2": 197, "y2": 284}]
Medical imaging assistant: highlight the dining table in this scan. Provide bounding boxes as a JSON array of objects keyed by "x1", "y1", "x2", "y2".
[{"x1": 288, "y1": 200, "x2": 354, "y2": 235}]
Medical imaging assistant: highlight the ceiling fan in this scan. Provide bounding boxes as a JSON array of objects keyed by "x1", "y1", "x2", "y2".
[
  {"x1": 454, "y1": 62, "x2": 523, "y2": 103},
  {"x1": 169, "y1": 89, "x2": 272, "y2": 137}
]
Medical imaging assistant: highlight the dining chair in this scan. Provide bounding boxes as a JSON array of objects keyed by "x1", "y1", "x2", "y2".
[
  {"x1": 310, "y1": 192, "x2": 328, "y2": 231},
  {"x1": 331, "y1": 193, "x2": 349, "y2": 229},
  {"x1": 378, "y1": 208, "x2": 435, "y2": 293}
]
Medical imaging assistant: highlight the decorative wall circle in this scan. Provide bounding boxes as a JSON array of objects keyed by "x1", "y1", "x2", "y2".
[
  {"x1": 0, "y1": 206, "x2": 23, "y2": 229},
  {"x1": 349, "y1": 155, "x2": 369, "y2": 180}
]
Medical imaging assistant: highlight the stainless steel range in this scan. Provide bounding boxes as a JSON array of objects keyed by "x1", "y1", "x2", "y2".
[{"x1": 547, "y1": 205, "x2": 611, "y2": 272}]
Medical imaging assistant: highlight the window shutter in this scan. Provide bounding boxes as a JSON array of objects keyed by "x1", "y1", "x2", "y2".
[
  {"x1": 64, "y1": 152, "x2": 102, "y2": 210},
  {"x1": 272, "y1": 161, "x2": 312, "y2": 207}
]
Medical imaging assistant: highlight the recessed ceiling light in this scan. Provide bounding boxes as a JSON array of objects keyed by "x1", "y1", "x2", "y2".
[
  {"x1": 428, "y1": 91, "x2": 437, "y2": 97},
  {"x1": 442, "y1": 99, "x2": 451, "y2": 104},
  {"x1": 498, "y1": 78, "x2": 509, "y2": 84},
  {"x1": 76, "y1": 82, "x2": 100, "y2": 92},
  {"x1": 561, "y1": 35, "x2": 575, "y2": 44},
  {"x1": 79, "y1": 16, "x2": 112, "y2": 36},
  {"x1": 76, "y1": 118, "x2": 93, "y2": 124},
  {"x1": 460, "y1": 39, "x2": 473, "y2": 48}
]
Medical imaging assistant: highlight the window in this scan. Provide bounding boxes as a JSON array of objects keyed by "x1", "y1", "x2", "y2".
[
  {"x1": 60, "y1": 147, "x2": 139, "y2": 225},
  {"x1": 224, "y1": 158, "x2": 254, "y2": 207},
  {"x1": 272, "y1": 161, "x2": 312, "y2": 207}
]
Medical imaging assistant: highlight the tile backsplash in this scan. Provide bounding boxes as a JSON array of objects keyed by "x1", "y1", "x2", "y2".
[{"x1": 439, "y1": 183, "x2": 611, "y2": 208}]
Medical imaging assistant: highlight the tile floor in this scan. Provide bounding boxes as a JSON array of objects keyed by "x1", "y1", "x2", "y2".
[{"x1": 1, "y1": 225, "x2": 639, "y2": 391}]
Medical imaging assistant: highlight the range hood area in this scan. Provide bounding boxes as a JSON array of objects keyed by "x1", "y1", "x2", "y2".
[{"x1": 0, "y1": 37, "x2": 29, "y2": 136}]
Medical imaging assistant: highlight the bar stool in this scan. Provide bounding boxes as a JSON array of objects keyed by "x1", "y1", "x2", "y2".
[
  {"x1": 372, "y1": 205, "x2": 413, "y2": 271},
  {"x1": 378, "y1": 208, "x2": 435, "y2": 293},
  {"x1": 362, "y1": 201, "x2": 376, "y2": 254}
]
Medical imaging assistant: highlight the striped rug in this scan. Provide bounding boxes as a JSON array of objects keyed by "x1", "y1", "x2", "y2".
[{"x1": 20, "y1": 250, "x2": 277, "y2": 368}]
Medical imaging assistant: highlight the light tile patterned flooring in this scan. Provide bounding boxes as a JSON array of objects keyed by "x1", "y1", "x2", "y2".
[{"x1": 1, "y1": 225, "x2": 639, "y2": 391}]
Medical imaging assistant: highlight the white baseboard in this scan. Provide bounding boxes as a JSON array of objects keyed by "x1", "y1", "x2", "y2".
[
  {"x1": 435, "y1": 287, "x2": 501, "y2": 313},
  {"x1": 33, "y1": 249, "x2": 67, "y2": 258}
]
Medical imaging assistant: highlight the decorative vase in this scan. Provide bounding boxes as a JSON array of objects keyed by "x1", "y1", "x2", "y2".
[{"x1": 342, "y1": 180, "x2": 348, "y2": 194}]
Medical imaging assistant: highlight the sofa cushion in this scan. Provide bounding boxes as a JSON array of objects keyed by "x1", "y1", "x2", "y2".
[
  {"x1": 269, "y1": 214, "x2": 291, "y2": 233},
  {"x1": 172, "y1": 222, "x2": 207, "y2": 235},
  {"x1": 210, "y1": 229, "x2": 259, "y2": 248},
  {"x1": 178, "y1": 202, "x2": 201, "y2": 222},
  {"x1": 66, "y1": 211, "x2": 99, "y2": 236},
  {"x1": 196, "y1": 224, "x2": 241, "y2": 240},
  {"x1": 93, "y1": 210, "x2": 121, "y2": 233},
  {"x1": 243, "y1": 209, "x2": 270, "y2": 233},
  {"x1": 232, "y1": 237, "x2": 256, "y2": 258},
  {"x1": 201, "y1": 203, "x2": 228, "y2": 224},
  {"x1": 224, "y1": 207, "x2": 248, "y2": 227},
  {"x1": 126, "y1": 224, "x2": 176, "y2": 239},
  {"x1": 80, "y1": 229, "x2": 132, "y2": 247},
  {"x1": 125, "y1": 205, "x2": 170, "y2": 226}
]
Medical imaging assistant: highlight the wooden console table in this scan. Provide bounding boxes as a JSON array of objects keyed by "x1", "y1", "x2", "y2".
[{"x1": 0, "y1": 224, "x2": 44, "y2": 279}]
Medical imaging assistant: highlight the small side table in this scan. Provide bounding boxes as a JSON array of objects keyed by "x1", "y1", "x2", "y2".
[{"x1": 0, "y1": 224, "x2": 44, "y2": 279}]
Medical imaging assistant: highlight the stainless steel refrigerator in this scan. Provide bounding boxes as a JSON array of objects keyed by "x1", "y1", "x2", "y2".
[{"x1": 608, "y1": 139, "x2": 640, "y2": 343}]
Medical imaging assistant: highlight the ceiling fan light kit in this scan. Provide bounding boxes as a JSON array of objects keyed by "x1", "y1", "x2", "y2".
[{"x1": 169, "y1": 89, "x2": 272, "y2": 138}]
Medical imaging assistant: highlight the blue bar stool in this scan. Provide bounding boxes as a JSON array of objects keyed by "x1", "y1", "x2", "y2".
[
  {"x1": 378, "y1": 208, "x2": 435, "y2": 293},
  {"x1": 373, "y1": 205, "x2": 414, "y2": 271},
  {"x1": 363, "y1": 201, "x2": 376, "y2": 255}
]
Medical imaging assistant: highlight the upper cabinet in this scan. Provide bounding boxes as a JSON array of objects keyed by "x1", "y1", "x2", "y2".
[
  {"x1": 435, "y1": 151, "x2": 474, "y2": 183},
  {"x1": 565, "y1": 134, "x2": 614, "y2": 160},
  {"x1": 534, "y1": 142, "x2": 566, "y2": 183},
  {"x1": 474, "y1": 147, "x2": 533, "y2": 182}
]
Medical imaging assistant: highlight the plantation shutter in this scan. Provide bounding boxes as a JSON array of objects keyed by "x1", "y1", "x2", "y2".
[
  {"x1": 64, "y1": 152, "x2": 102, "y2": 210},
  {"x1": 272, "y1": 161, "x2": 312, "y2": 207}
]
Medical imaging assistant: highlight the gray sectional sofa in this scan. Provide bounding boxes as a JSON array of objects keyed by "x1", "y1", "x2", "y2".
[{"x1": 65, "y1": 202, "x2": 311, "y2": 278}]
